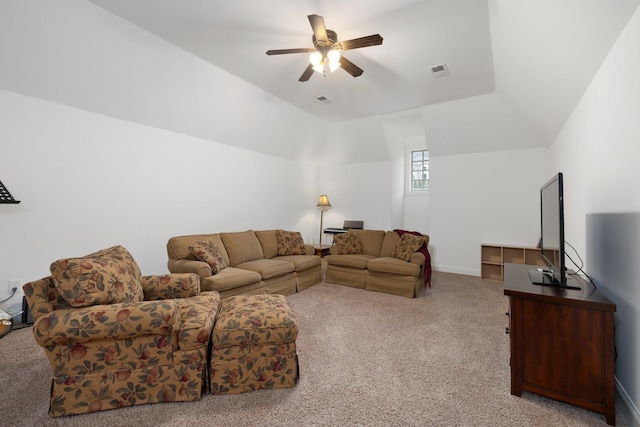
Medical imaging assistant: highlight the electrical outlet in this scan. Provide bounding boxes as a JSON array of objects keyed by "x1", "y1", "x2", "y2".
[{"x1": 8, "y1": 279, "x2": 21, "y2": 295}]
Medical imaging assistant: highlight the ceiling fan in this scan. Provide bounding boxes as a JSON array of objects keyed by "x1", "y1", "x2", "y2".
[{"x1": 265, "y1": 14, "x2": 383, "y2": 82}]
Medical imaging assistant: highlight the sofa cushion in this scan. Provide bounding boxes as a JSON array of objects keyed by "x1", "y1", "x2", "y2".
[
  {"x1": 353, "y1": 230, "x2": 386, "y2": 256},
  {"x1": 380, "y1": 231, "x2": 401, "y2": 257},
  {"x1": 275, "y1": 254, "x2": 321, "y2": 272},
  {"x1": 236, "y1": 259, "x2": 295, "y2": 280},
  {"x1": 201, "y1": 267, "x2": 262, "y2": 292},
  {"x1": 50, "y1": 245, "x2": 144, "y2": 308},
  {"x1": 212, "y1": 294, "x2": 298, "y2": 348},
  {"x1": 255, "y1": 230, "x2": 278, "y2": 259},
  {"x1": 188, "y1": 239, "x2": 227, "y2": 274},
  {"x1": 276, "y1": 230, "x2": 306, "y2": 256},
  {"x1": 367, "y1": 257, "x2": 421, "y2": 276},
  {"x1": 334, "y1": 232, "x2": 364, "y2": 255},
  {"x1": 220, "y1": 231, "x2": 264, "y2": 266},
  {"x1": 326, "y1": 254, "x2": 375, "y2": 269},
  {"x1": 392, "y1": 233, "x2": 425, "y2": 261}
]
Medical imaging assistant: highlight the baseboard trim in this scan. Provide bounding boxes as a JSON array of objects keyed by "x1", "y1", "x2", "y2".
[
  {"x1": 431, "y1": 265, "x2": 479, "y2": 276},
  {"x1": 617, "y1": 378, "x2": 640, "y2": 427}
]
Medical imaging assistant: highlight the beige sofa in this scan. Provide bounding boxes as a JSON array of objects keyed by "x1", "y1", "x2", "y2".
[
  {"x1": 167, "y1": 230, "x2": 321, "y2": 297},
  {"x1": 326, "y1": 229, "x2": 429, "y2": 298}
]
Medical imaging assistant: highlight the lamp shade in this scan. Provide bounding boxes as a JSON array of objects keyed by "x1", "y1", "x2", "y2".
[{"x1": 317, "y1": 195, "x2": 332, "y2": 209}]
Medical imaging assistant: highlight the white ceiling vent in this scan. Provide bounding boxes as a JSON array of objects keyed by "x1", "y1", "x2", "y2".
[
  {"x1": 317, "y1": 96, "x2": 331, "y2": 103},
  {"x1": 430, "y1": 63, "x2": 450, "y2": 78}
]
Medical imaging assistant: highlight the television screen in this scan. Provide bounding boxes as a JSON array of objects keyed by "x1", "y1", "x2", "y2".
[
  {"x1": 529, "y1": 172, "x2": 580, "y2": 290},
  {"x1": 540, "y1": 173, "x2": 564, "y2": 282}
]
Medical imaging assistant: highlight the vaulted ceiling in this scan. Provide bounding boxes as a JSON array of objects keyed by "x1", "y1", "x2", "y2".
[{"x1": 86, "y1": 0, "x2": 639, "y2": 145}]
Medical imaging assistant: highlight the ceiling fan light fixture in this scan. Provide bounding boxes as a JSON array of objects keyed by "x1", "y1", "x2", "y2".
[
  {"x1": 310, "y1": 51, "x2": 325, "y2": 73},
  {"x1": 309, "y1": 51, "x2": 322, "y2": 66},
  {"x1": 327, "y1": 49, "x2": 341, "y2": 72}
]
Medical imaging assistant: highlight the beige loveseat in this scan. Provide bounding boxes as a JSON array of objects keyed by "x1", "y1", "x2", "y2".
[
  {"x1": 326, "y1": 229, "x2": 429, "y2": 298},
  {"x1": 167, "y1": 230, "x2": 321, "y2": 297}
]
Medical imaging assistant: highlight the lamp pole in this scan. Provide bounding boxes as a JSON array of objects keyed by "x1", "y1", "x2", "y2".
[
  {"x1": 319, "y1": 208, "x2": 325, "y2": 245},
  {"x1": 316, "y1": 195, "x2": 332, "y2": 246}
]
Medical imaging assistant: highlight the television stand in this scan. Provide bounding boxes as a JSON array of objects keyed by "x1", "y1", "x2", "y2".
[
  {"x1": 527, "y1": 269, "x2": 582, "y2": 290},
  {"x1": 505, "y1": 263, "x2": 616, "y2": 425}
]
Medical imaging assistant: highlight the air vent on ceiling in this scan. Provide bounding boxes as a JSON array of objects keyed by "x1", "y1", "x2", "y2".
[
  {"x1": 317, "y1": 96, "x2": 331, "y2": 103},
  {"x1": 430, "y1": 63, "x2": 450, "y2": 78}
]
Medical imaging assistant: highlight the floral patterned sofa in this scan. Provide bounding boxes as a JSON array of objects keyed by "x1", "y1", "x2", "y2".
[
  {"x1": 326, "y1": 229, "x2": 430, "y2": 298},
  {"x1": 166, "y1": 229, "x2": 321, "y2": 297},
  {"x1": 22, "y1": 245, "x2": 221, "y2": 417}
]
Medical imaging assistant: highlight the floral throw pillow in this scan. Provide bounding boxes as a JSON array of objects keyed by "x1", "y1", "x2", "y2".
[
  {"x1": 334, "y1": 232, "x2": 364, "y2": 255},
  {"x1": 189, "y1": 240, "x2": 227, "y2": 274},
  {"x1": 276, "y1": 230, "x2": 306, "y2": 256},
  {"x1": 50, "y1": 245, "x2": 144, "y2": 308},
  {"x1": 392, "y1": 233, "x2": 425, "y2": 261}
]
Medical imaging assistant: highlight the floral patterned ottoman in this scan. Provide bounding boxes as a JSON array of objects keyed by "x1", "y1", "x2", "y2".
[{"x1": 210, "y1": 294, "x2": 299, "y2": 395}]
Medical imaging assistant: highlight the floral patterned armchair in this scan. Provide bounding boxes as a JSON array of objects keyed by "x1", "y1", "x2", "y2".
[{"x1": 22, "y1": 245, "x2": 221, "y2": 417}]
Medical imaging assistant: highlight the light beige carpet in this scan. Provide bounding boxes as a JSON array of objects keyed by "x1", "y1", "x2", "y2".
[{"x1": 0, "y1": 271, "x2": 627, "y2": 426}]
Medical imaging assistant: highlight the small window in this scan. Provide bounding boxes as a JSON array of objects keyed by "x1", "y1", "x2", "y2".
[{"x1": 410, "y1": 149, "x2": 429, "y2": 191}]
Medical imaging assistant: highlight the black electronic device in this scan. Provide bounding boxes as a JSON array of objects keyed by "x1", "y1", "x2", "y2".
[{"x1": 528, "y1": 172, "x2": 581, "y2": 290}]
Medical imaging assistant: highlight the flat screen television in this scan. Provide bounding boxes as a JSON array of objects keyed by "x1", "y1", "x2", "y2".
[{"x1": 528, "y1": 172, "x2": 581, "y2": 290}]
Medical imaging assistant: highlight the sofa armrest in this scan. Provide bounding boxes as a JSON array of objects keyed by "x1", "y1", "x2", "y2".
[
  {"x1": 409, "y1": 251, "x2": 426, "y2": 266},
  {"x1": 304, "y1": 244, "x2": 315, "y2": 255},
  {"x1": 142, "y1": 273, "x2": 200, "y2": 301},
  {"x1": 168, "y1": 258, "x2": 212, "y2": 279},
  {"x1": 329, "y1": 246, "x2": 339, "y2": 255},
  {"x1": 32, "y1": 300, "x2": 180, "y2": 347}
]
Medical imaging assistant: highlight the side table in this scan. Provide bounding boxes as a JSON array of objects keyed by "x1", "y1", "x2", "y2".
[{"x1": 313, "y1": 244, "x2": 332, "y2": 258}]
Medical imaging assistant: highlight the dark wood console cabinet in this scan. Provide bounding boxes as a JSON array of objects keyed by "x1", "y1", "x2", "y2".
[{"x1": 504, "y1": 263, "x2": 616, "y2": 425}]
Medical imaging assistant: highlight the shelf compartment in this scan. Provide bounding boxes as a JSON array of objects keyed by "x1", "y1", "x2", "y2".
[
  {"x1": 481, "y1": 263, "x2": 503, "y2": 281},
  {"x1": 481, "y1": 244, "x2": 548, "y2": 283},
  {"x1": 504, "y1": 248, "x2": 525, "y2": 264},
  {"x1": 481, "y1": 246, "x2": 502, "y2": 263}
]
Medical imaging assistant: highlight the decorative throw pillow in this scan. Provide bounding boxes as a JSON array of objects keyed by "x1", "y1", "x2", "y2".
[
  {"x1": 334, "y1": 232, "x2": 364, "y2": 255},
  {"x1": 276, "y1": 230, "x2": 306, "y2": 256},
  {"x1": 50, "y1": 245, "x2": 144, "y2": 308},
  {"x1": 188, "y1": 240, "x2": 227, "y2": 274},
  {"x1": 392, "y1": 233, "x2": 425, "y2": 261}
]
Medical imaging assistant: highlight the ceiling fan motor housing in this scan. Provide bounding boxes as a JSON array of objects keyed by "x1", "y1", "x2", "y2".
[{"x1": 313, "y1": 29, "x2": 338, "y2": 52}]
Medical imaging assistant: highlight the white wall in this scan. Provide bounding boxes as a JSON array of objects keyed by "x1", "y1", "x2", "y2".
[
  {"x1": 0, "y1": 0, "x2": 325, "y2": 162},
  {"x1": 318, "y1": 118, "x2": 430, "y2": 237},
  {"x1": 382, "y1": 124, "x2": 406, "y2": 231},
  {"x1": 317, "y1": 161, "x2": 393, "y2": 239},
  {"x1": 551, "y1": 5, "x2": 640, "y2": 422},
  {"x1": 428, "y1": 148, "x2": 551, "y2": 275},
  {"x1": 0, "y1": 1, "x2": 327, "y2": 319},
  {"x1": 0, "y1": 90, "x2": 319, "y2": 318}
]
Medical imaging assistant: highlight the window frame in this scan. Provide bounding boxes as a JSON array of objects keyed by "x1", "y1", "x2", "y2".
[{"x1": 406, "y1": 147, "x2": 429, "y2": 194}]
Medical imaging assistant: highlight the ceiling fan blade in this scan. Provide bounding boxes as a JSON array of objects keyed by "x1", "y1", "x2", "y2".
[
  {"x1": 338, "y1": 34, "x2": 384, "y2": 51},
  {"x1": 308, "y1": 14, "x2": 328, "y2": 42},
  {"x1": 299, "y1": 64, "x2": 314, "y2": 82},
  {"x1": 266, "y1": 48, "x2": 315, "y2": 55},
  {"x1": 339, "y1": 56, "x2": 364, "y2": 77}
]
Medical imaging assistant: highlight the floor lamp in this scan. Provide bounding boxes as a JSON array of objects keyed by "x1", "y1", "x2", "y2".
[{"x1": 317, "y1": 195, "x2": 331, "y2": 246}]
